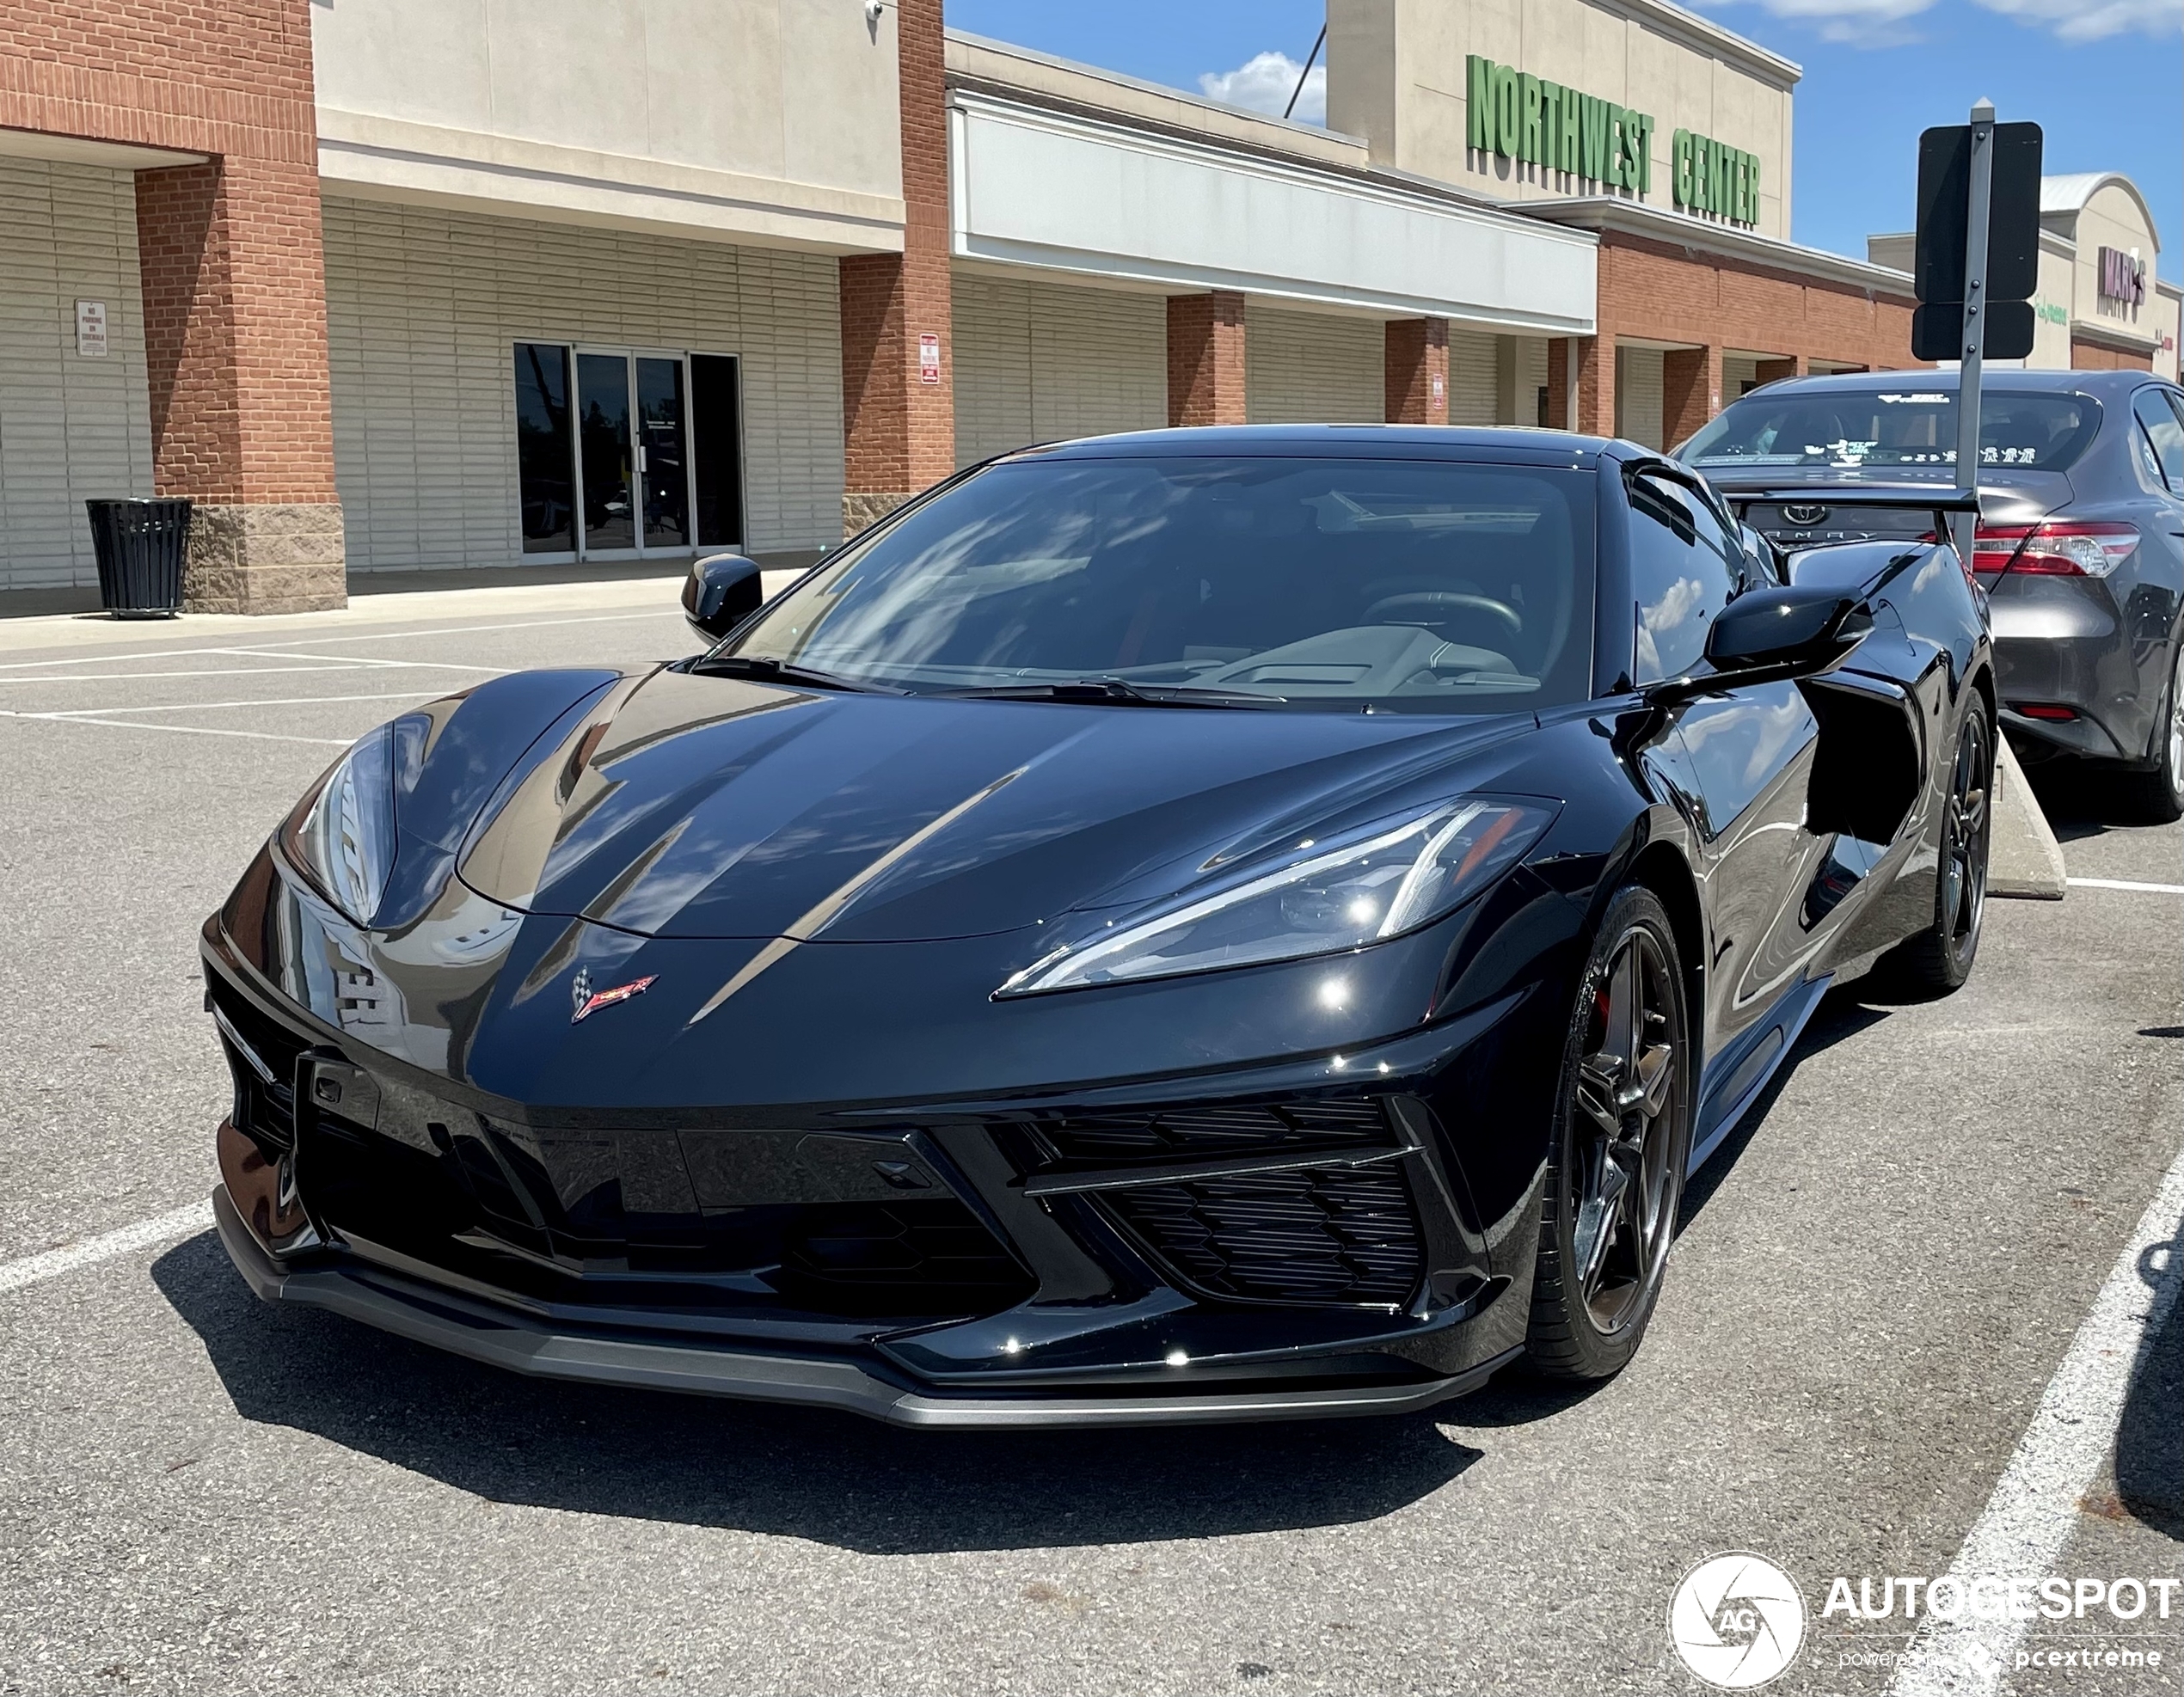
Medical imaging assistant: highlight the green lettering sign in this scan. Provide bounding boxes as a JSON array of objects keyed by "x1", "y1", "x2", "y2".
[
  {"x1": 1467, "y1": 55, "x2": 1494, "y2": 151},
  {"x1": 1668, "y1": 124, "x2": 1758, "y2": 226},
  {"x1": 1461, "y1": 56, "x2": 1738, "y2": 212},
  {"x1": 1493, "y1": 64, "x2": 1520, "y2": 156},
  {"x1": 1579, "y1": 95, "x2": 1604, "y2": 180}
]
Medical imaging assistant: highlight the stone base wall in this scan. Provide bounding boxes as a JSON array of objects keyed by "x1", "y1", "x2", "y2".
[
  {"x1": 183, "y1": 503, "x2": 347, "y2": 614},
  {"x1": 843, "y1": 490, "x2": 911, "y2": 538}
]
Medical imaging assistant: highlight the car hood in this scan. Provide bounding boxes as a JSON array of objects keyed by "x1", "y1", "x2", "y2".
[{"x1": 452, "y1": 667, "x2": 1539, "y2": 943}]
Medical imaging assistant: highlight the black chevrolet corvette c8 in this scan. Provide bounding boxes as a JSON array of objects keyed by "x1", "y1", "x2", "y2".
[{"x1": 204, "y1": 426, "x2": 1995, "y2": 1427}]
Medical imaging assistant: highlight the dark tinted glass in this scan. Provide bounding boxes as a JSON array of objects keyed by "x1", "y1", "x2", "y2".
[
  {"x1": 725, "y1": 456, "x2": 1597, "y2": 712},
  {"x1": 578, "y1": 352, "x2": 634, "y2": 552},
  {"x1": 512, "y1": 343, "x2": 574, "y2": 554},
  {"x1": 637, "y1": 357, "x2": 689, "y2": 548},
  {"x1": 1682, "y1": 385, "x2": 2101, "y2": 475},
  {"x1": 2132, "y1": 390, "x2": 2184, "y2": 491},
  {"x1": 1628, "y1": 473, "x2": 1735, "y2": 684},
  {"x1": 691, "y1": 355, "x2": 743, "y2": 547}
]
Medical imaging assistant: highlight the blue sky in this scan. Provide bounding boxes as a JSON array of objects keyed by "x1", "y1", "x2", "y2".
[{"x1": 944, "y1": 0, "x2": 2183, "y2": 278}]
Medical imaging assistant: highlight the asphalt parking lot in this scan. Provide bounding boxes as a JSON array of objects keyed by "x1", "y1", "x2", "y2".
[{"x1": 1, "y1": 584, "x2": 2178, "y2": 1697}]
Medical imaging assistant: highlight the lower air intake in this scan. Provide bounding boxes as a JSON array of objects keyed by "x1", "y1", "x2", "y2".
[{"x1": 1104, "y1": 1163, "x2": 1422, "y2": 1308}]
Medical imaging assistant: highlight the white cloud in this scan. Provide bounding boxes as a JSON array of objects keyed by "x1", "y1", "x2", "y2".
[
  {"x1": 1199, "y1": 51, "x2": 1326, "y2": 125},
  {"x1": 1688, "y1": 0, "x2": 2180, "y2": 42},
  {"x1": 1969, "y1": 0, "x2": 2182, "y2": 40},
  {"x1": 1682, "y1": 0, "x2": 1936, "y2": 45}
]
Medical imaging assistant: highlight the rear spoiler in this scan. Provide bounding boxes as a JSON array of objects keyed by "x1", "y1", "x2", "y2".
[{"x1": 1714, "y1": 484, "x2": 1982, "y2": 530}]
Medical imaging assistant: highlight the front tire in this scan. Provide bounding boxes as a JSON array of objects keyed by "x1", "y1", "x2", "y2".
[
  {"x1": 2113, "y1": 639, "x2": 2184, "y2": 824},
  {"x1": 1877, "y1": 705, "x2": 1992, "y2": 996},
  {"x1": 1525, "y1": 885, "x2": 1693, "y2": 1381}
]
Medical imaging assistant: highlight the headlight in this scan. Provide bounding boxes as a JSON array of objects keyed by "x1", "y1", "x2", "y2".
[
  {"x1": 284, "y1": 714, "x2": 428, "y2": 927},
  {"x1": 997, "y1": 797, "x2": 1556, "y2": 996}
]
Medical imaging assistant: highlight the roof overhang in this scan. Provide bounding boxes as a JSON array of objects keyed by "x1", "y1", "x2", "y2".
[
  {"x1": 0, "y1": 126, "x2": 206, "y2": 171},
  {"x1": 948, "y1": 91, "x2": 1598, "y2": 337},
  {"x1": 2068, "y1": 316, "x2": 2161, "y2": 357},
  {"x1": 316, "y1": 109, "x2": 905, "y2": 256},
  {"x1": 1518, "y1": 197, "x2": 1916, "y2": 297}
]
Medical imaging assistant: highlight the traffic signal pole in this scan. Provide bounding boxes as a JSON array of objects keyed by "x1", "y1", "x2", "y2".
[{"x1": 1952, "y1": 98, "x2": 1996, "y2": 566}]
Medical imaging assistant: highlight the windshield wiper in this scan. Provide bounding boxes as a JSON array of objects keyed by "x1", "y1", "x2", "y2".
[
  {"x1": 690, "y1": 653, "x2": 900, "y2": 694},
  {"x1": 934, "y1": 677, "x2": 1286, "y2": 708}
]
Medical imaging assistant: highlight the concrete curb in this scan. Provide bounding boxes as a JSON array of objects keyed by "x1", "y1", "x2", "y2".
[{"x1": 1989, "y1": 734, "x2": 2068, "y2": 901}]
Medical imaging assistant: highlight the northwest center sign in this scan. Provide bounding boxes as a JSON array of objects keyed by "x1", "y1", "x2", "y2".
[{"x1": 1464, "y1": 54, "x2": 1760, "y2": 230}]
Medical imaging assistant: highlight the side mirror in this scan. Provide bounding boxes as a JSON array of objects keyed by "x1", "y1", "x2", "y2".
[
  {"x1": 1702, "y1": 584, "x2": 1868, "y2": 674},
  {"x1": 683, "y1": 553, "x2": 764, "y2": 645}
]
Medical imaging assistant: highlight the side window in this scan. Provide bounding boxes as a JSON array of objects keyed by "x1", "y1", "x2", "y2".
[
  {"x1": 2132, "y1": 391, "x2": 2184, "y2": 493},
  {"x1": 1628, "y1": 473, "x2": 1737, "y2": 683}
]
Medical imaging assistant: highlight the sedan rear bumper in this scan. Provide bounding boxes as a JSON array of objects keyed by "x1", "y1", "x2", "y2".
[{"x1": 213, "y1": 1185, "x2": 1507, "y2": 1427}]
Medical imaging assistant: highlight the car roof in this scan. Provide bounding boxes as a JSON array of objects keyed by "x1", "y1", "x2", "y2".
[
  {"x1": 1741, "y1": 368, "x2": 2167, "y2": 400},
  {"x1": 1007, "y1": 424, "x2": 1617, "y2": 464}
]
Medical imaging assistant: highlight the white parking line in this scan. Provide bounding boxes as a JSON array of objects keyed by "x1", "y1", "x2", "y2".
[
  {"x1": 1888, "y1": 1136, "x2": 2184, "y2": 1696},
  {"x1": 0, "y1": 710, "x2": 354, "y2": 745},
  {"x1": 0, "y1": 609, "x2": 683, "y2": 673},
  {"x1": 210, "y1": 647, "x2": 509, "y2": 673},
  {"x1": 0, "y1": 664, "x2": 370, "y2": 685},
  {"x1": 0, "y1": 1201, "x2": 214, "y2": 1296},
  {"x1": 7, "y1": 691, "x2": 439, "y2": 719},
  {"x1": 217, "y1": 610, "x2": 685, "y2": 648},
  {"x1": 2066, "y1": 877, "x2": 2184, "y2": 896}
]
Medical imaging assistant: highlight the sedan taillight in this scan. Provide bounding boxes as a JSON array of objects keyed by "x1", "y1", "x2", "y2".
[{"x1": 1973, "y1": 520, "x2": 2139, "y2": 579}]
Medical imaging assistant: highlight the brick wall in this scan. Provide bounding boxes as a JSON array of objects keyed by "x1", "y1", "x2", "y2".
[
  {"x1": 1548, "y1": 230, "x2": 1917, "y2": 438},
  {"x1": 1384, "y1": 317, "x2": 1450, "y2": 424},
  {"x1": 0, "y1": 0, "x2": 336, "y2": 511},
  {"x1": 2070, "y1": 339, "x2": 2153, "y2": 372},
  {"x1": 840, "y1": 0, "x2": 952, "y2": 527},
  {"x1": 1166, "y1": 291, "x2": 1247, "y2": 426}
]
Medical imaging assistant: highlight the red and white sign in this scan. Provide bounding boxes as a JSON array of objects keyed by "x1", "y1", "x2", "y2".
[{"x1": 917, "y1": 333, "x2": 942, "y2": 384}]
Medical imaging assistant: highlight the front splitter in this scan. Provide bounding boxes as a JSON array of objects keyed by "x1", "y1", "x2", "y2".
[{"x1": 212, "y1": 1186, "x2": 1514, "y2": 1429}]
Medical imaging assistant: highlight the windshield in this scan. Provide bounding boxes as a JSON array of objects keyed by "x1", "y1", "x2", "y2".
[
  {"x1": 1681, "y1": 387, "x2": 2101, "y2": 475},
  {"x1": 718, "y1": 456, "x2": 1596, "y2": 713}
]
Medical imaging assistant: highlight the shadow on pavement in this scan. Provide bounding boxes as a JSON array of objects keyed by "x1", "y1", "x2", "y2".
[
  {"x1": 2018, "y1": 757, "x2": 2163, "y2": 842},
  {"x1": 153, "y1": 1230, "x2": 1492, "y2": 1553},
  {"x1": 2111, "y1": 1228, "x2": 2182, "y2": 1540},
  {"x1": 1678, "y1": 986, "x2": 1892, "y2": 1229}
]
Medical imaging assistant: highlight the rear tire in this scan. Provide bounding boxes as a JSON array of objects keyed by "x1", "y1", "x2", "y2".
[
  {"x1": 1525, "y1": 886, "x2": 1693, "y2": 1381},
  {"x1": 2113, "y1": 640, "x2": 2184, "y2": 824},
  {"x1": 1876, "y1": 705, "x2": 1992, "y2": 996}
]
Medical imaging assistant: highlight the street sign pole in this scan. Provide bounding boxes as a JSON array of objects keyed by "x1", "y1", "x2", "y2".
[{"x1": 1952, "y1": 98, "x2": 1996, "y2": 566}]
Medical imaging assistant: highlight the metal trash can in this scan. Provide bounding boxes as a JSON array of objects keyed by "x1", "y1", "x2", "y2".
[{"x1": 86, "y1": 497, "x2": 192, "y2": 618}]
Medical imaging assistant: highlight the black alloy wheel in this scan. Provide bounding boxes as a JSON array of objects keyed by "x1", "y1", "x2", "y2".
[
  {"x1": 1880, "y1": 706, "x2": 1992, "y2": 995},
  {"x1": 1526, "y1": 885, "x2": 1693, "y2": 1380}
]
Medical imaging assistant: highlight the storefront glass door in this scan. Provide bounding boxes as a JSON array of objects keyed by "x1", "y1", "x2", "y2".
[
  {"x1": 513, "y1": 343, "x2": 740, "y2": 561},
  {"x1": 635, "y1": 357, "x2": 690, "y2": 550},
  {"x1": 576, "y1": 352, "x2": 637, "y2": 554}
]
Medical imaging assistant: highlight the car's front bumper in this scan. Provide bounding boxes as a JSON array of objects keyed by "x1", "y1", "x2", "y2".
[
  {"x1": 212, "y1": 1184, "x2": 1514, "y2": 1427},
  {"x1": 205, "y1": 888, "x2": 1563, "y2": 1427}
]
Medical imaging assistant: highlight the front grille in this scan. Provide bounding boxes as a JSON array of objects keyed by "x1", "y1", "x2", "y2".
[
  {"x1": 207, "y1": 977, "x2": 310, "y2": 1151},
  {"x1": 1040, "y1": 1098, "x2": 1391, "y2": 1165},
  {"x1": 1103, "y1": 1165, "x2": 1423, "y2": 1308},
  {"x1": 296, "y1": 1104, "x2": 1033, "y2": 1322}
]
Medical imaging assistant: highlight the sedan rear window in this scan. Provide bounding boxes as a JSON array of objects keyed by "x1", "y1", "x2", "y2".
[
  {"x1": 721, "y1": 456, "x2": 1597, "y2": 713},
  {"x1": 1681, "y1": 388, "x2": 2101, "y2": 474}
]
